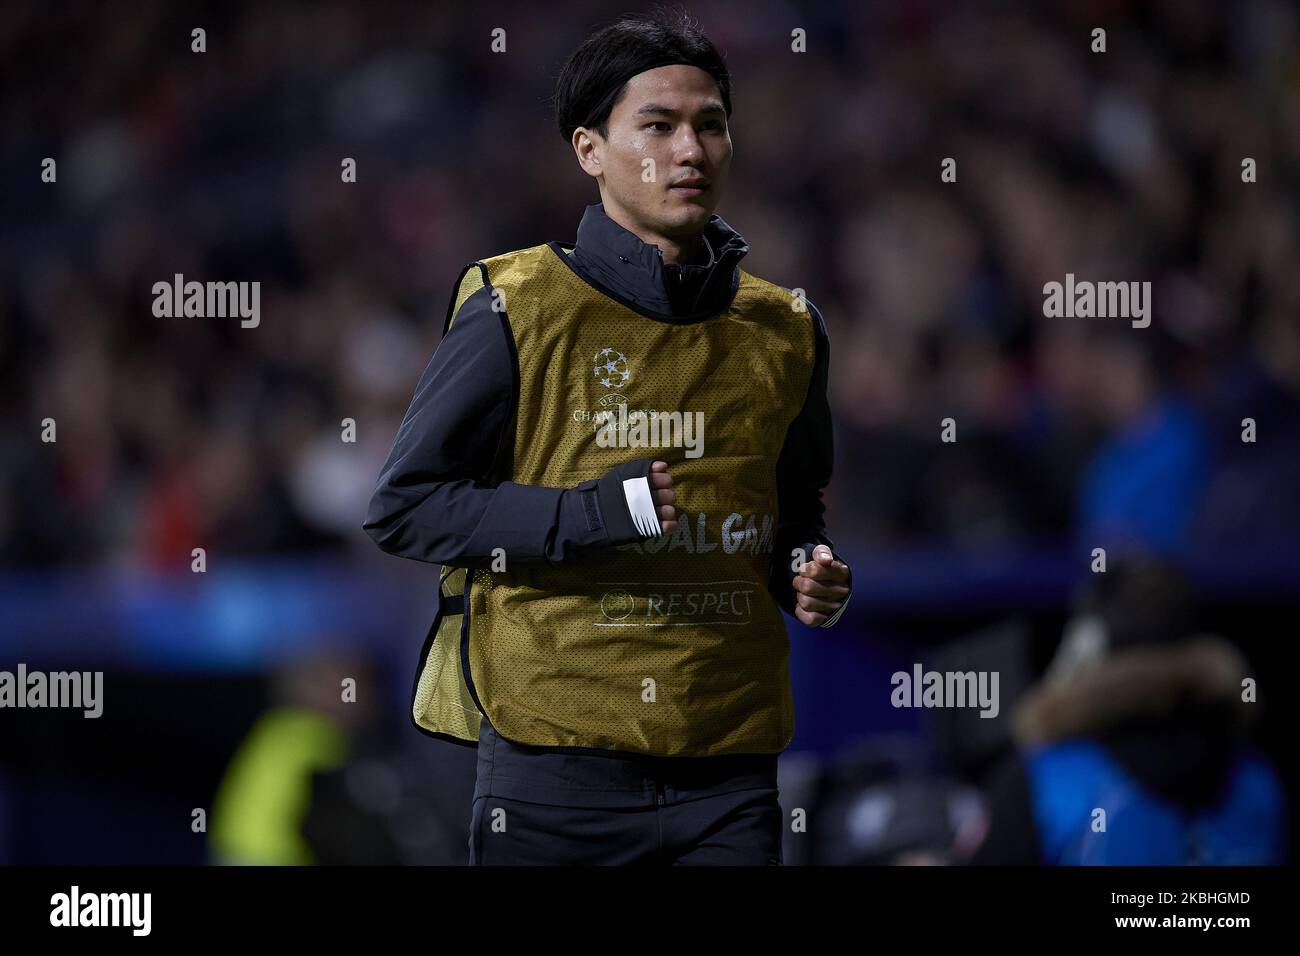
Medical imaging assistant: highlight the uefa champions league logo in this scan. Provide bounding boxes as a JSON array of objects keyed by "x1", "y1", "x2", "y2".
[
  {"x1": 578, "y1": 346, "x2": 703, "y2": 458},
  {"x1": 594, "y1": 347, "x2": 630, "y2": 389}
]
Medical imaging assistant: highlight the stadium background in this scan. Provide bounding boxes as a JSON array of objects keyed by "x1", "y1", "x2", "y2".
[{"x1": 0, "y1": 0, "x2": 1297, "y2": 863}]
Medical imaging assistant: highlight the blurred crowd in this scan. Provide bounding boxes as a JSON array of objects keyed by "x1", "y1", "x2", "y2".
[
  {"x1": 0, "y1": 0, "x2": 1294, "y2": 868},
  {"x1": 2, "y1": 0, "x2": 1299, "y2": 571}
]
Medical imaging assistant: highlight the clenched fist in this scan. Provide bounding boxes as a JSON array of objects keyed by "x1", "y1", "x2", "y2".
[{"x1": 793, "y1": 544, "x2": 851, "y2": 627}]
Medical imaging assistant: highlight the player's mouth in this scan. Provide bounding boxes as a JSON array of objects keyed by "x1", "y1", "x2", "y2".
[{"x1": 669, "y1": 178, "x2": 710, "y2": 198}]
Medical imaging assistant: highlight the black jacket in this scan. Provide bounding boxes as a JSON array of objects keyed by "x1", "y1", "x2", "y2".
[
  {"x1": 362, "y1": 202, "x2": 849, "y2": 807},
  {"x1": 363, "y1": 201, "x2": 848, "y2": 622}
]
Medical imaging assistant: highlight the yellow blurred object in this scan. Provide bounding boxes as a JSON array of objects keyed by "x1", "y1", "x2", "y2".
[{"x1": 209, "y1": 707, "x2": 348, "y2": 866}]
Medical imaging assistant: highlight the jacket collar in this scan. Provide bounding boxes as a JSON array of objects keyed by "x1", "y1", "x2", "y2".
[{"x1": 566, "y1": 202, "x2": 749, "y2": 322}]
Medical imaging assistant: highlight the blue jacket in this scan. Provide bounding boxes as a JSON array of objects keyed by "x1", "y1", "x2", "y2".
[
  {"x1": 1027, "y1": 740, "x2": 1284, "y2": 865},
  {"x1": 973, "y1": 637, "x2": 1285, "y2": 865}
]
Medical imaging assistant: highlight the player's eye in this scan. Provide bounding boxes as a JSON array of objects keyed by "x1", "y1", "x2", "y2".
[{"x1": 645, "y1": 121, "x2": 671, "y2": 131}]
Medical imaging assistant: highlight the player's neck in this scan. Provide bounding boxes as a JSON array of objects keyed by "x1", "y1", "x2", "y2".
[
  {"x1": 600, "y1": 202, "x2": 708, "y2": 267},
  {"x1": 650, "y1": 231, "x2": 708, "y2": 266}
]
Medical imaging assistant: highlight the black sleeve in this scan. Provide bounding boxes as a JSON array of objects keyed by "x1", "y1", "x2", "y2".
[
  {"x1": 362, "y1": 265, "x2": 657, "y2": 568},
  {"x1": 767, "y1": 298, "x2": 853, "y2": 624}
]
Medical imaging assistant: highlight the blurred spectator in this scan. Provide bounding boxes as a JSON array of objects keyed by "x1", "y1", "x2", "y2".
[
  {"x1": 210, "y1": 648, "x2": 377, "y2": 865},
  {"x1": 209, "y1": 646, "x2": 475, "y2": 865},
  {"x1": 1074, "y1": 325, "x2": 1211, "y2": 555},
  {"x1": 972, "y1": 559, "x2": 1285, "y2": 864}
]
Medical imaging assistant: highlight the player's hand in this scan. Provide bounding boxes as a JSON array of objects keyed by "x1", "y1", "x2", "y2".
[
  {"x1": 650, "y1": 460, "x2": 676, "y2": 534},
  {"x1": 793, "y1": 545, "x2": 850, "y2": 627}
]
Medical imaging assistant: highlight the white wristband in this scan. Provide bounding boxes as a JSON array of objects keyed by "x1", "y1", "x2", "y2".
[{"x1": 622, "y1": 476, "x2": 662, "y2": 537}]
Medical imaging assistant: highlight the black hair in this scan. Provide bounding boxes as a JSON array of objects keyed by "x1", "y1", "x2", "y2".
[{"x1": 552, "y1": 7, "x2": 732, "y2": 142}]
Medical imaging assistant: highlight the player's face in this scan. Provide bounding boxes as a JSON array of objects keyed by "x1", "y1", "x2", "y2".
[{"x1": 581, "y1": 65, "x2": 732, "y2": 240}]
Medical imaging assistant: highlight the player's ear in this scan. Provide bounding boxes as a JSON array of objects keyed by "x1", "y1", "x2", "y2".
[{"x1": 573, "y1": 127, "x2": 602, "y2": 178}]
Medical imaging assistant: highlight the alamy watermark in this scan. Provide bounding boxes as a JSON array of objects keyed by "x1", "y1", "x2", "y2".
[
  {"x1": 1042, "y1": 273, "x2": 1151, "y2": 328},
  {"x1": 890, "y1": 664, "x2": 999, "y2": 718},
  {"x1": 582, "y1": 347, "x2": 705, "y2": 457},
  {"x1": 152, "y1": 273, "x2": 260, "y2": 328},
  {"x1": 0, "y1": 664, "x2": 103, "y2": 718},
  {"x1": 593, "y1": 404, "x2": 704, "y2": 458},
  {"x1": 50, "y1": 886, "x2": 150, "y2": 936}
]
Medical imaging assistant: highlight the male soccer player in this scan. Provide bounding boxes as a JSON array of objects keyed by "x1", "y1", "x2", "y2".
[{"x1": 363, "y1": 11, "x2": 851, "y2": 865}]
